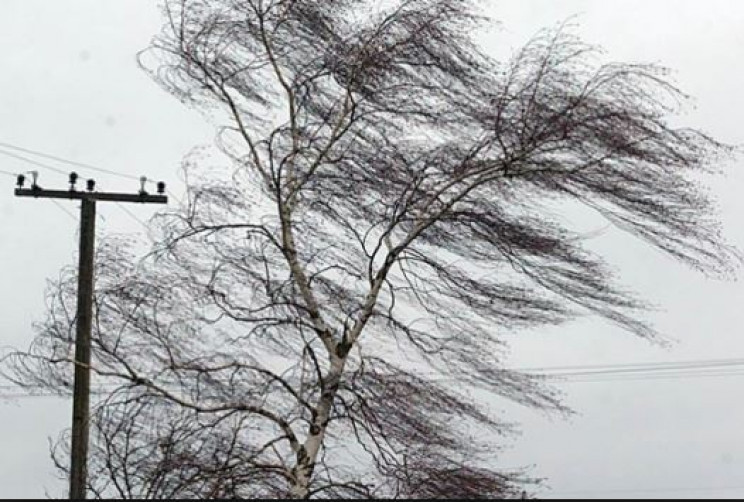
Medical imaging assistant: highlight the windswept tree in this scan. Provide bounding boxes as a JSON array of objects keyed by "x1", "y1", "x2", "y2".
[{"x1": 4, "y1": 0, "x2": 738, "y2": 498}]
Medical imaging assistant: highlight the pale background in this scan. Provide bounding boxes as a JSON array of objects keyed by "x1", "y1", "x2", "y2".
[{"x1": 1, "y1": 1, "x2": 742, "y2": 498}]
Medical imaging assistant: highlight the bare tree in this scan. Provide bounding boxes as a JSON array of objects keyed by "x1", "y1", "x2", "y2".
[{"x1": 4, "y1": 0, "x2": 738, "y2": 498}]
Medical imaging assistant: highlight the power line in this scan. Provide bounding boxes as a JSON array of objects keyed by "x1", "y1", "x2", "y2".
[
  {"x1": 2, "y1": 356, "x2": 744, "y2": 400},
  {"x1": 0, "y1": 167, "x2": 20, "y2": 178},
  {"x1": 0, "y1": 141, "x2": 145, "y2": 183},
  {"x1": 420, "y1": 357, "x2": 744, "y2": 383},
  {"x1": 0, "y1": 392, "x2": 69, "y2": 400},
  {"x1": 539, "y1": 358, "x2": 744, "y2": 383},
  {"x1": 556, "y1": 370, "x2": 744, "y2": 384},
  {"x1": 519, "y1": 357, "x2": 744, "y2": 374},
  {"x1": 0, "y1": 149, "x2": 70, "y2": 177},
  {"x1": 50, "y1": 199, "x2": 79, "y2": 221},
  {"x1": 0, "y1": 140, "x2": 183, "y2": 205},
  {"x1": 115, "y1": 203, "x2": 151, "y2": 232}
]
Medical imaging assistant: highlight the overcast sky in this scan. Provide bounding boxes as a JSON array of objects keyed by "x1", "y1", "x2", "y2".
[{"x1": 1, "y1": 1, "x2": 743, "y2": 499}]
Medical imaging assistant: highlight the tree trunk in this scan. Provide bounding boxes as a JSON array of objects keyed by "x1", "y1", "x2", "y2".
[{"x1": 290, "y1": 357, "x2": 346, "y2": 498}]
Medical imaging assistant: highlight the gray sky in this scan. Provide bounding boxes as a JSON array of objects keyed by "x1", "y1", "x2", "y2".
[{"x1": 1, "y1": 1, "x2": 743, "y2": 498}]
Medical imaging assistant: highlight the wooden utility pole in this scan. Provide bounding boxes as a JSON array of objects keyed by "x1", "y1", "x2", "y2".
[
  {"x1": 70, "y1": 196, "x2": 95, "y2": 501},
  {"x1": 14, "y1": 171, "x2": 167, "y2": 500}
]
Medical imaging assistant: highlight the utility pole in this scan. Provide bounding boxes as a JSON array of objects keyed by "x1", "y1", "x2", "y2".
[{"x1": 14, "y1": 171, "x2": 167, "y2": 500}]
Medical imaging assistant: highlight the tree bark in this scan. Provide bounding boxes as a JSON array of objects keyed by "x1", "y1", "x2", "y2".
[{"x1": 290, "y1": 356, "x2": 346, "y2": 498}]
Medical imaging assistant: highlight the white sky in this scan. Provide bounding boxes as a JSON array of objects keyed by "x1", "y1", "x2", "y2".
[{"x1": 1, "y1": 1, "x2": 743, "y2": 498}]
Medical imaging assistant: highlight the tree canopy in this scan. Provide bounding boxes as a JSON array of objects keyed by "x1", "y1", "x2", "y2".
[{"x1": 3, "y1": 0, "x2": 738, "y2": 498}]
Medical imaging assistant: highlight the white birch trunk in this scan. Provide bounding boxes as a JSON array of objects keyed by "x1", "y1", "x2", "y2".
[{"x1": 290, "y1": 356, "x2": 346, "y2": 498}]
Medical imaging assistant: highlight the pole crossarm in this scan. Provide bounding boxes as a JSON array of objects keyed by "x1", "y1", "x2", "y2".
[{"x1": 15, "y1": 188, "x2": 167, "y2": 204}]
